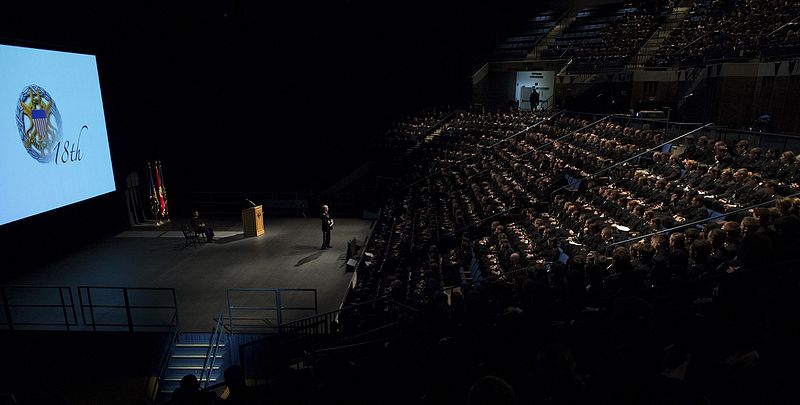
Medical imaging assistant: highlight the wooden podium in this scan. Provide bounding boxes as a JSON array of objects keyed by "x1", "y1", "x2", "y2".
[{"x1": 242, "y1": 205, "x2": 265, "y2": 237}]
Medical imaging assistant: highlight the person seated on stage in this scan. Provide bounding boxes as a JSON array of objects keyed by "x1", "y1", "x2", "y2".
[{"x1": 191, "y1": 211, "x2": 215, "y2": 242}]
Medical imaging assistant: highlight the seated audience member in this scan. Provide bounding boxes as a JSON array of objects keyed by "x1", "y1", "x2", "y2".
[
  {"x1": 348, "y1": 110, "x2": 800, "y2": 404},
  {"x1": 680, "y1": 134, "x2": 697, "y2": 159},
  {"x1": 222, "y1": 365, "x2": 259, "y2": 404},
  {"x1": 740, "y1": 216, "x2": 759, "y2": 237},
  {"x1": 533, "y1": 344, "x2": 589, "y2": 404},
  {"x1": 684, "y1": 196, "x2": 709, "y2": 223},
  {"x1": 467, "y1": 376, "x2": 517, "y2": 405},
  {"x1": 172, "y1": 374, "x2": 218, "y2": 404}
]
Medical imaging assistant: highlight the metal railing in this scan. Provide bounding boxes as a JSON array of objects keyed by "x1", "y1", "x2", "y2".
[
  {"x1": 554, "y1": 112, "x2": 800, "y2": 149},
  {"x1": 288, "y1": 337, "x2": 394, "y2": 371},
  {"x1": 440, "y1": 266, "x2": 531, "y2": 298},
  {"x1": 376, "y1": 216, "x2": 397, "y2": 276},
  {"x1": 219, "y1": 297, "x2": 422, "y2": 375},
  {"x1": 713, "y1": 127, "x2": 800, "y2": 153},
  {"x1": 77, "y1": 287, "x2": 179, "y2": 332},
  {"x1": 226, "y1": 288, "x2": 318, "y2": 333},
  {"x1": 341, "y1": 208, "x2": 383, "y2": 306},
  {"x1": 538, "y1": 93, "x2": 556, "y2": 111},
  {"x1": 199, "y1": 314, "x2": 226, "y2": 389},
  {"x1": 149, "y1": 323, "x2": 181, "y2": 402},
  {"x1": 0, "y1": 285, "x2": 77, "y2": 331},
  {"x1": 279, "y1": 296, "x2": 419, "y2": 345}
]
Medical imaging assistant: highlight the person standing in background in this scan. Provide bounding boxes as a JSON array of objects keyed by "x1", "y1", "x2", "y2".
[
  {"x1": 321, "y1": 204, "x2": 333, "y2": 249},
  {"x1": 529, "y1": 83, "x2": 540, "y2": 112}
]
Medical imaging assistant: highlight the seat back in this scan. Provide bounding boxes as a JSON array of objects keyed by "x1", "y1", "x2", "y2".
[{"x1": 182, "y1": 224, "x2": 200, "y2": 246}]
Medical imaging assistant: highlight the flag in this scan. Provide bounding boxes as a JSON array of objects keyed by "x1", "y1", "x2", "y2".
[
  {"x1": 156, "y1": 161, "x2": 169, "y2": 220},
  {"x1": 31, "y1": 109, "x2": 49, "y2": 141},
  {"x1": 147, "y1": 162, "x2": 159, "y2": 218},
  {"x1": 154, "y1": 162, "x2": 166, "y2": 218}
]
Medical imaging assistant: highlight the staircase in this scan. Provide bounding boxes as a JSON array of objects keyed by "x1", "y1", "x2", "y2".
[
  {"x1": 156, "y1": 328, "x2": 227, "y2": 402},
  {"x1": 531, "y1": 10, "x2": 577, "y2": 59},
  {"x1": 677, "y1": 67, "x2": 707, "y2": 111},
  {"x1": 557, "y1": 72, "x2": 600, "y2": 99},
  {"x1": 627, "y1": 4, "x2": 693, "y2": 69},
  {"x1": 395, "y1": 113, "x2": 454, "y2": 163},
  {"x1": 397, "y1": 127, "x2": 445, "y2": 164},
  {"x1": 424, "y1": 127, "x2": 444, "y2": 143}
]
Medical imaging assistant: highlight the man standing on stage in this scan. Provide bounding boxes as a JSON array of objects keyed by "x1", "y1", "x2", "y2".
[{"x1": 321, "y1": 205, "x2": 333, "y2": 249}]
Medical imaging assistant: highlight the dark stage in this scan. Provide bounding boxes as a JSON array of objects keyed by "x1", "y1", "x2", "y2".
[{"x1": 1, "y1": 217, "x2": 372, "y2": 331}]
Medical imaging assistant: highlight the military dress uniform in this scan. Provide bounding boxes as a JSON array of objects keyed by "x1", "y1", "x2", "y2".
[{"x1": 321, "y1": 210, "x2": 333, "y2": 249}]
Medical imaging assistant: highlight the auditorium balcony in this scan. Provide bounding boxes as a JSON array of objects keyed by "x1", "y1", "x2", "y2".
[
  {"x1": 646, "y1": 0, "x2": 800, "y2": 68},
  {"x1": 491, "y1": 9, "x2": 566, "y2": 61}
]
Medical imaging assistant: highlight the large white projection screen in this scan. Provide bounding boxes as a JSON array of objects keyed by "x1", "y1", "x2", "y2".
[{"x1": 0, "y1": 44, "x2": 115, "y2": 226}]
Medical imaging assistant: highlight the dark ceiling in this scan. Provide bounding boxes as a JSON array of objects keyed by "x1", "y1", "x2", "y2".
[{"x1": 1, "y1": 0, "x2": 549, "y2": 191}]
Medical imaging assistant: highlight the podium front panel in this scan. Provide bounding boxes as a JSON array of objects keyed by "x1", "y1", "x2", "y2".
[{"x1": 242, "y1": 205, "x2": 264, "y2": 237}]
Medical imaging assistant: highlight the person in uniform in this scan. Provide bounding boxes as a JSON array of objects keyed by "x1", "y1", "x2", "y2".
[
  {"x1": 680, "y1": 134, "x2": 697, "y2": 160},
  {"x1": 685, "y1": 196, "x2": 709, "y2": 223},
  {"x1": 321, "y1": 204, "x2": 333, "y2": 249},
  {"x1": 191, "y1": 211, "x2": 215, "y2": 242},
  {"x1": 529, "y1": 84, "x2": 540, "y2": 112}
]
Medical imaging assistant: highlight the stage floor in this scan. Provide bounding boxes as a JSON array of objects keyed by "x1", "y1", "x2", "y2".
[{"x1": 1, "y1": 217, "x2": 372, "y2": 331}]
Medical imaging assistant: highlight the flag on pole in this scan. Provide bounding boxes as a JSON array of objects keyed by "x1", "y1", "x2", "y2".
[
  {"x1": 154, "y1": 162, "x2": 166, "y2": 218},
  {"x1": 147, "y1": 162, "x2": 159, "y2": 218},
  {"x1": 156, "y1": 160, "x2": 169, "y2": 220}
]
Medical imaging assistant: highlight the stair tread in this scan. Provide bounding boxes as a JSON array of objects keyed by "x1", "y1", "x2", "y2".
[
  {"x1": 175, "y1": 343, "x2": 226, "y2": 347},
  {"x1": 164, "y1": 370, "x2": 222, "y2": 377},
  {"x1": 167, "y1": 366, "x2": 222, "y2": 370},
  {"x1": 167, "y1": 361, "x2": 222, "y2": 365},
  {"x1": 164, "y1": 371, "x2": 222, "y2": 377},
  {"x1": 173, "y1": 348, "x2": 225, "y2": 352}
]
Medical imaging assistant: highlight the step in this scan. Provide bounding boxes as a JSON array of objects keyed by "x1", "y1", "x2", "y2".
[
  {"x1": 168, "y1": 358, "x2": 223, "y2": 368},
  {"x1": 175, "y1": 343, "x2": 226, "y2": 348},
  {"x1": 167, "y1": 365, "x2": 222, "y2": 371},
  {"x1": 171, "y1": 354, "x2": 224, "y2": 359},
  {"x1": 162, "y1": 376, "x2": 219, "y2": 383},
  {"x1": 172, "y1": 346, "x2": 226, "y2": 356}
]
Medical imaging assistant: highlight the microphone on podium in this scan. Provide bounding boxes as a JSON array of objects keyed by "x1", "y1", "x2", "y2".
[{"x1": 245, "y1": 198, "x2": 257, "y2": 207}]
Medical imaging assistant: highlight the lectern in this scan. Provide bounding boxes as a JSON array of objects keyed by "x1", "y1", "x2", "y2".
[{"x1": 242, "y1": 205, "x2": 265, "y2": 237}]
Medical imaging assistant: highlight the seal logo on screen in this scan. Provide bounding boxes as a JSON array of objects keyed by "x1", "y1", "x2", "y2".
[
  {"x1": 16, "y1": 85, "x2": 62, "y2": 162},
  {"x1": 16, "y1": 85, "x2": 84, "y2": 164}
]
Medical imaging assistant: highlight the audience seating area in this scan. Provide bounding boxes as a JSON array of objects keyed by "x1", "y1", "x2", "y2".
[
  {"x1": 333, "y1": 110, "x2": 800, "y2": 404},
  {"x1": 540, "y1": 2, "x2": 664, "y2": 72},
  {"x1": 494, "y1": 1, "x2": 800, "y2": 71},
  {"x1": 493, "y1": 10, "x2": 566, "y2": 60},
  {"x1": 648, "y1": 0, "x2": 800, "y2": 67},
  {"x1": 381, "y1": 108, "x2": 450, "y2": 151}
]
